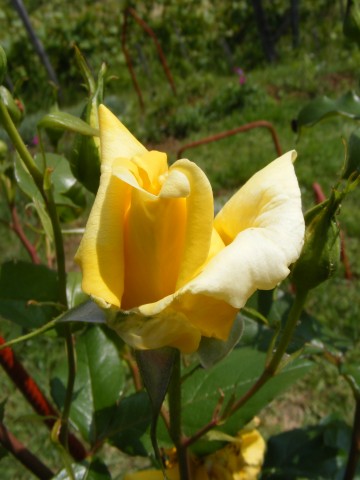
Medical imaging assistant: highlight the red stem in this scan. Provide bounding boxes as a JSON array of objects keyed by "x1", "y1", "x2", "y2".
[
  {"x1": 0, "y1": 335, "x2": 87, "y2": 461},
  {"x1": 121, "y1": 9, "x2": 145, "y2": 112},
  {"x1": 176, "y1": 120, "x2": 282, "y2": 159},
  {"x1": 9, "y1": 204, "x2": 41, "y2": 264},
  {"x1": 127, "y1": 7, "x2": 177, "y2": 95},
  {"x1": 0, "y1": 422, "x2": 54, "y2": 479}
]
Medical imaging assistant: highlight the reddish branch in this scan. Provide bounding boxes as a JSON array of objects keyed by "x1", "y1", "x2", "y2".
[
  {"x1": 0, "y1": 335, "x2": 87, "y2": 461},
  {"x1": 176, "y1": 120, "x2": 283, "y2": 159},
  {"x1": 121, "y1": 6, "x2": 177, "y2": 111},
  {"x1": 126, "y1": 7, "x2": 177, "y2": 95},
  {"x1": 121, "y1": 9, "x2": 145, "y2": 112},
  {"x1": 0, "y1": 422, "x2": 54, "y2": 479},
  {"x1": 9, "y1": 204, "x2": 41, "y2": 264}
]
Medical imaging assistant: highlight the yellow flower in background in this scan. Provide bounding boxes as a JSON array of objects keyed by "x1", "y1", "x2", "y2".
[
  {"x1": 124, "y1": 426, "x2": 266, "y2": 480},
  {"x1": 75, "y1": 105, "x2": 304, "y2": 353}
]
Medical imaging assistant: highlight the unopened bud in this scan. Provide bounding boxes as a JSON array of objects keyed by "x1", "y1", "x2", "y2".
[
  {"x1": 291, "y1": 190, "x2": 343, "y2": 291},
  {"x1": 70, "y1": 61, "x2": 106, "y2": 194}
]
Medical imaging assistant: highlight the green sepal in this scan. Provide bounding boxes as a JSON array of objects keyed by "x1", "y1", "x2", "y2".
[
  {"x1": 197, "y1": 314, "x2": 244, "y2": 369},
  {"x1": 56, "y1": 299, "x2": 106, "y2": 325},
  {"x1": 135, "y1": 347, "x2": 178, "y2": 465}
]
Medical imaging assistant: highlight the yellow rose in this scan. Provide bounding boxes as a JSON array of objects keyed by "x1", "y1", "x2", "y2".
[
  {"x1": 75, "y1": 105, "x2": 304, "y2": 353},
  {"x1": 124, "y1": 426, "x2": 266, "y2": 480}
]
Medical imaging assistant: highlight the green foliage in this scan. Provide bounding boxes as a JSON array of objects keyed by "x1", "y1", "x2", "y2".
[
  {"x1": 263, "y1": 417, "x2": 354, "y2": 479},
  {"x1": 0, "y1": 260, "x2": 59, "y2": 328}
]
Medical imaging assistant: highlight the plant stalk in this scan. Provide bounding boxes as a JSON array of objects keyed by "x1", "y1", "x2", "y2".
[
  {"x1": 344, "y1": 397, "x2": 360, "y2": 480},
  {"x1": 168, "y1": 350, "x2": 190, "y2": 480}
]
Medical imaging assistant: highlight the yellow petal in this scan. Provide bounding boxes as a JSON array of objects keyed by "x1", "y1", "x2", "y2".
[
  {"x1": 214, "y1": 151, "x2": 303, "y2": 254},
  {"x1": 75, "y1": 170, "x2": 129, "y2": 307},
  {"x1": 120, "y1": 189, "x2": 187, "y2": 310},
  {"x1": 109, "y1": 307, "x2": 201, "y2": 353},
  {"x1": 124, "y1": 469, "x2": 179, "y2": 480},
  {"x1": 171, "y1": 292, "x2": 238, "y2": 341},
  {"x1": 170, "y1": 159, "x2": 214, "y2": 289},
  {"x1": 239, "y1": 430, "x2": 266, "y2": 467},
  {"x1": 99, "y1": 104, "x2": 147, "y2": 166},
  {"x1": 185, "y1": 150, "x2": 305, "y2": 307}
]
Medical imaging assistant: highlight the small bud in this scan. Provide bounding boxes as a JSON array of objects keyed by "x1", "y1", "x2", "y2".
[
  {"x1": 291, "y1": 190, "x2": 343, "y2": 291},
  {"x1": 0, "y1": 45, "x2": 7, "y2": 84},
  {"x1": 70, "y1": 60, "x2": 106, "y2": 193}
]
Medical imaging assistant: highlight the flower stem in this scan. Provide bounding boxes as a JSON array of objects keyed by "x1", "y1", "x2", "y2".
[
  {"x1": 185, "y1": 288, "x2": 309, "y2": 448},
  {"x1": 0, "y1": 100, "x2": 43, "y2": 188},
  {"x1": 344, "y1": 398, "x2": 360, "y2": 480},
  {"x1": 226, "y1": 288, "x2": 308, "y2": 415},
  {"x1": 59, "y1": 329, "x2": 76, "y2": 448},
  {"x1": 168, "y1": 350, "x2": 190, "y2": 480}
]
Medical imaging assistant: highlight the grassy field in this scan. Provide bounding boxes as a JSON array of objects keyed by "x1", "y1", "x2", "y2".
[{"x1": 1, "y1": 48, "x2": 360, "y2": 477}]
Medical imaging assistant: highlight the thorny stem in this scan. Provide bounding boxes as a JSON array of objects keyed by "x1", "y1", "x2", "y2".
[
  {"x1": 168, "y1": 350, "x2": 190, "y2": 480},
  {"x1": 0, "y1": 335, "x2": 87, "y2": 461},
  {"x1": 0, "y1": 422, "x2": 54, "y2": 479},
  {"x1": 184, "y1": 288, "x2": 309, "y2": 448}
]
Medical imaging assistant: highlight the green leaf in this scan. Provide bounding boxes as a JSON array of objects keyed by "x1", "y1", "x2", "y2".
[
  {"x1": 37, "y1": 112, "x2": 99, "y2": 137},
  {"x1": 52, "y1": 458, "x2": 112, "y2": 480},
  {"x1": 197, "y1": 314, "x2": 244, "y2": 369},
  {"x1": 66, "y1": 272, "x2": 88, "y2": 309},
  {"x1": 263, "y1": 417, "x2": 353, "y2": 479},
  {"x1": 14, "y1": 152, "x2": 86, "y2": 225},
  {"x1": 0, "y1": 260, "x2": 59, "y2": 328},
  {"x1": 181, "y1": 347, "x2": 312, "y2": 454},
  {"x1": 14, "y1": 154, "x2": 53, "y2": 239},
  {"x1": 50, "y1": 325, "x2": 126, "y2": 445},
  {"x1": 14, "y1": 153, "x2": 41, "y2": 199},
  {"x1": 107, "y1": 391, "x2": 152, "y2": 456},
  {"x1": 295, "y1": 91, "x2": 360, "y2": 133}
]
